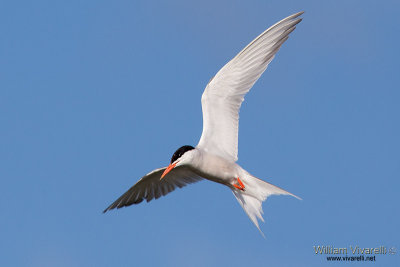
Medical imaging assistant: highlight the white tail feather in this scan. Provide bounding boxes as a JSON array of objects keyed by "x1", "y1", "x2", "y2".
[{"x1": 232, "y1": 172, "x2": 300, "y2": 236}]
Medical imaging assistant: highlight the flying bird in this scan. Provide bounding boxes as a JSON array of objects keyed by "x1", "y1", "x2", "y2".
[{"x1": 104, "y1": 12, "x2": 303, "y2": 235}]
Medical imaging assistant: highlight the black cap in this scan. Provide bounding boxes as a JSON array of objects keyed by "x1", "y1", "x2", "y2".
[{"x1": 170, "y1": 145, "x2": 195, "y2": 164}]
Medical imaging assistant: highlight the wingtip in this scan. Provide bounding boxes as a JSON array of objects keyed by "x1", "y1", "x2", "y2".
[
  {"x1": 103, "y1": 204, "x2": 115, "y2": 213},
  {"x1": 257, "y1": 226, "x2": 266, "y2": 239},
  {"x1": 288, "y1": 11, "x2": 305, "y2": 21},
  {"x1": 293, "y1": 11, "x2": 305, "y2": 17},
  {"x1": 292, "y1": 193, "x2": 303, "y2": 201}
]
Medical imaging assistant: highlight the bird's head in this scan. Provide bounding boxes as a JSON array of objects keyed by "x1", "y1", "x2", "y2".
[{"x1": 161, "y1": 145, "x2": 195, "y2": 179}]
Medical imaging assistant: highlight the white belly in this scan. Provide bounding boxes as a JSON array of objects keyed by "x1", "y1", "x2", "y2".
[{"x1": 190, "y1": 150, "x2": 239, "y2": 185}]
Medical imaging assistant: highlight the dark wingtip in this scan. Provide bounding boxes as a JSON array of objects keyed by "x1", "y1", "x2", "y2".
[{"x1": 103, "y1": 205, "x2": 114, "y2": 213}]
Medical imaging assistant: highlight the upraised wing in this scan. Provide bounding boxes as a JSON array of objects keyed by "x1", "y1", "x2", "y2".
[
  {"x1": 197, "y1": 12, "x2": 303, "y2": 161},
  {"x1": 103, "y1": 166, "x2": 203, "y2": 212}
]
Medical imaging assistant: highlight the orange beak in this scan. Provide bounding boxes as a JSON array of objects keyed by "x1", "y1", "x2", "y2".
[{"x1": 161, "y1": 162, "x2": 177, "y2": 179}]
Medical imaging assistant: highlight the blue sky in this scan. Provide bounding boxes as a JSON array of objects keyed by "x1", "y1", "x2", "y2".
[{"x1": 1, "y1": 1, "x2": 399, "y2": 266}]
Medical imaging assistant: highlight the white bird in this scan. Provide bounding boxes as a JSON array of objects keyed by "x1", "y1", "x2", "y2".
[{"x1": 104, "y1": 12, "x2": 303, "y2": 235}]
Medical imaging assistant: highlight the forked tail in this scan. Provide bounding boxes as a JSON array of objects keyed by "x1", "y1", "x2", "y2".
[{"x1": 232, "y1": 172, "x2": 301, "y2": 237}]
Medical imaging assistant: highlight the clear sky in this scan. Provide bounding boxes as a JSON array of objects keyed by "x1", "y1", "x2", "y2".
[{"x1": 1, "y1": 1, "x2": 399, "y2": 266}]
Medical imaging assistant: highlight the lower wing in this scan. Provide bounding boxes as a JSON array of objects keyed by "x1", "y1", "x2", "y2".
[{"x1": 103, "y1": 166, "x2": 203, "y2": 212}]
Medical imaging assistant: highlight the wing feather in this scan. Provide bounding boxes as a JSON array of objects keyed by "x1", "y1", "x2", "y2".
[
  {"x1": 103, "y1": 166, "x2": 203, "y2": 212},
  {"x1": 197, "y1": 12, "x2": 303, "y2": 161}
]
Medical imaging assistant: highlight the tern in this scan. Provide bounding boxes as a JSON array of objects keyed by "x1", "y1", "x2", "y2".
[{"x1": 104, "y1": 12, "x2": 303, "y2": 235}]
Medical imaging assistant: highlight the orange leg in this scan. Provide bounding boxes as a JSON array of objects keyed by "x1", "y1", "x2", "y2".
[{"x1": 233, "y1": 177, "x2": 245, "y2": 191}]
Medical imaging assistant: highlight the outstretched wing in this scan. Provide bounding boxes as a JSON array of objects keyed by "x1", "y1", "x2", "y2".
[
  {"x1": 103, "y1": 166, "x2": 203, "y2": 212},
  {"x1": 197, "y1": 12, "x2": 303, "y2": 161}
]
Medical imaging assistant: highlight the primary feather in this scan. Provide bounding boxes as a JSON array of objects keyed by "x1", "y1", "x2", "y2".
[{"x1": 103, "y1": 166, "x2": 202, "y2": 213}]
